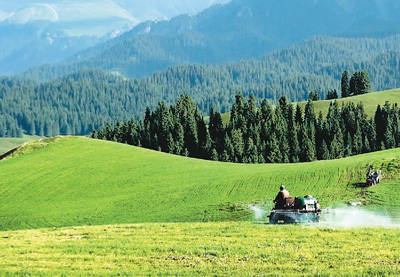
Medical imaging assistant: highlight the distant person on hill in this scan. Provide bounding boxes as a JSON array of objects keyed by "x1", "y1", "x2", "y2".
[
  {"x1": 274, "y1": 185, "x2": 290, "y2": 209},
  {"x1": 377, "y1": 169, "x2": 382, "y2": 183},
  {"x1": 366, "y1": 167, "x2": 373, "y2": 179}
]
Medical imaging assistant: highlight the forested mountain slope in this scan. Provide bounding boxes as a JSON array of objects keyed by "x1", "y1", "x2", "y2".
[
  {"x1": 24, "y1": 0, "x2": 400, "y2": 80},
  {"x1": 2, "y1": 36, "x2": 400, "y2": 137}
]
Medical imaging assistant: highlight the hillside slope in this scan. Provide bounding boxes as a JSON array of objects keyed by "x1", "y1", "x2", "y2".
[
  {"x1": 214, "y1": 88, "x2": 400, "y2": 125},
  {"x1": 0, "y1": 136, "x2": 399, "y2": 230},
  {"x1": 0, "y1": 135, "x2": 42, "y2": 155},
  {"x1": 299, "y1": 88, "x2": 400, "y2": 117}
]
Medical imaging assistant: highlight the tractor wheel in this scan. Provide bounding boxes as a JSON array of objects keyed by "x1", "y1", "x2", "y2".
[
  {"x1": 312, "y1": 214, "x2": 320, "y2": 223},
  {"x1": 283, "y1": 215, "x2": 296, "y2": 224},
  {"x1": 269, "y1": 213, "x2": 278, "y2": 224}
]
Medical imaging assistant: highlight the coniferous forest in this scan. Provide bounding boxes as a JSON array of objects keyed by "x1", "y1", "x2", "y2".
[
  {"x1": 93, "y1": 93, "x2": 400, "y2": 163},
  {"x1": 1, "y1": 36, "x2": 400, "y2": 138}
]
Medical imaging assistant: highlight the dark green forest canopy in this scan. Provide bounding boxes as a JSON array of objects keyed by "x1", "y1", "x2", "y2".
[
  {"x1": 1, "y1": 36, "x2": 400, "y2": 137},
  {"x1": 94, "y1": 94, "x2": 400, "y2": 164}
]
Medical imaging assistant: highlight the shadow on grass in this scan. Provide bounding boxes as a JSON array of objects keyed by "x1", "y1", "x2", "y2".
[{"x1": 352, "y1": 182, "x2": 369, "y2": 188}]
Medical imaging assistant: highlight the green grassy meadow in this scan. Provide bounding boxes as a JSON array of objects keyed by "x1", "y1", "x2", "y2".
[
  {"x1": 215, "y1": 88, "x2": 400, "y2": 125},
  {"x1": 0, "y1": 222, "x2": 399, "y2": 276},
  {"x1": 0, "y1": 135, "x2": 43, "y2": 155},
  {"x1": 298, "y1": 88, "x2": 400, "y2": 117},
  {"x1": 0, "y1": 136, "x2": 399, "y2": 231}
]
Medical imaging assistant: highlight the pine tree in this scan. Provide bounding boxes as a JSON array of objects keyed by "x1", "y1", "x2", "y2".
[
  {"x1": 321, "y1": 140, "x2": 330, "y2": 160},
  {"x1": 330, "y1": 135, "x2": 341, "y2": 159},
  {"x1": 330, "y1": 127, "x2": 344, "y2": 159},
  {"x1": 266, "y1": 135, "x2": 281, "y2": 163},
  {"x1": 223, "y1": 134, "x2": 235, "y2": 162},
  {"x1": 326, "y1": 89, "x2": 338, "y2": 100},
  {"x1": 260, "y1": 99, "x2": 273, "y2": 122},
  {"x1": 174, "y1": 122, "x2": 185, "y2": 155},
  {"x1": 363, "y1": 136, "x2": 371, "y2": 153},
  {"x1": 274, "y1": 104, "x2": 290, "y2": 163},
  {"x1": 359, "y1": 70, "x2": 371, "y2": 94},
  {"x1": 245, "y1": 138, "x2": 258, "y2": 163},
  {"x1": 341, "y1": 71, "x2": 350, "y2": 98},
  {"x1": 231, "y1": 129, "x2": 244, "y2": 163},
  {"x1": 374, "y1": 105, "x2": 385, "y2": 148},
  {"x1": 230, "y1": 94, "x2": 246, "y2": 131},
  {"x1": 142, "y1": 107, "x2": 152, "y2": 148},
  {"x1": 167, "y1": 133, "x2": 175, "y2": 154},
  {"x1": 197, "y1": 117, "x2": 210, "y2": 159},
  {"x1": 352, "y1": 122, "x2": 363, "y2": 155},
  {"x1": 384, "y1": 116, "x2": 395, "y2": 149},
  {"x1": 221, "y1": 150, "x2": 230, "y2": 162},
  {"x1": 349, "y1": 73, "x2": 357, "y2": 96},
  {"x1": 349, "y1": 70, "x2": 371, "y2": 96},
  {"x1": 211, "y1": 148, "x2": 219, "y2": 161},
  {"x1": 209, "y1": 108, "x2": 225, "y2": 154},
  {"x1": 315, "y1": 112, "x2": 325, "y2": 160},
  {"x1": 308, "y1": 91, "x2": 319, "y2": 101},
  {"x1": 245, "y1": 95, "x2": 258, "y2": 126},
  {"x1": 287, "y1": 104, "x2": 300, "y2": 162},
  {"x1": 295, "y1": 105, "x2": 303, "y2": 126},
  {"x1": 345, "y1": 132, "x2": 352, "y2": 157},
  {"x1": 299, "y1": 127, "x2": 316, "y2": 162}
]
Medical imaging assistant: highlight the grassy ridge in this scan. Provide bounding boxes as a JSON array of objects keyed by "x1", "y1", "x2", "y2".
[
  {"x1": 298, "y1": 88, "x2": 400, "y2": 117},
  {"x1": 0, "y1": 136, "x2": 399, "y2": 231},
  {"x1": 0, "y1": 222, "x2": 400, "y2": 276},
  {"x1": 0, "y1": 135, "x2": 42, "y2": 155},
  {"x1": 215, "y1": 89, "x2": 400, "y2": 125}
]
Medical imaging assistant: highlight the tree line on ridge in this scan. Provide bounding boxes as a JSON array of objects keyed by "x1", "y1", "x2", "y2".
[{"x1": 93, "y1": 93, "x2": 399, "y2": 163}]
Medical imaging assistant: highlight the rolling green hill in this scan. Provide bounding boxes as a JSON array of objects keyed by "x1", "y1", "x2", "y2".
[
  {"x1": 299, "y1": 88, "x2": 400, "y2": 117},
  {"x1": 0, "y1": 136, "x2": 399, "y2": 231},
  {"x1": 216, "y1": 88, "x2": 400, "y2": 125}
]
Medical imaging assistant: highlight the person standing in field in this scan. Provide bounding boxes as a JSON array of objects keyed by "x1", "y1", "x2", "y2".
[{"x1": 377, "y1": 169, "x2": 382, "y2": 183}]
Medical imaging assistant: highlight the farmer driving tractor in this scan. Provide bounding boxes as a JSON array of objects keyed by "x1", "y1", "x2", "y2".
[
  {"x1": 269, "y1": 185, "x2": 321, "y2": 224},
  {"x1": 274, "y1": 185, "x2": 290, "y2": 209}
]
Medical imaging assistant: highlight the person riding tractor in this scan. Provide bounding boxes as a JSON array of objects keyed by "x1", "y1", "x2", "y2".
[
  {"x1": 269, "y1": 185, "x2": 321, "y2": 224},
  {"x1": 274, "y1": 185, "x2": 290, "y2": 209}
]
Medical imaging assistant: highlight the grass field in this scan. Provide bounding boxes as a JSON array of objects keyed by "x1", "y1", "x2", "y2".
[
  {"x1": 215, "y1": 89, "x2": 400, "y2": 125},
  {"x1": 0, "y1": 135, "x2": 43, "y2": 155},
  {"x1": 0, "y1": 222, "x2": 399, "y2": 276},
  {"x1": 298, "y1": 88, "x2": 400, "y2": 118},
  {"x1": 0, "y1": 136, "x2": 399, "y2": 231}
]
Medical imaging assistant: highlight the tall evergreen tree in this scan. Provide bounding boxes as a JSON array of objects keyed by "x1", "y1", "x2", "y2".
[
  {"x1": 359, "y1": 70, "x2": 371, "y2": 94},
  {"x1": 231, "y1": 129, "x2": 244, "y2": 163},
  {"x1": 341, "y1": 70, "x2": 350, "y2": 98}
]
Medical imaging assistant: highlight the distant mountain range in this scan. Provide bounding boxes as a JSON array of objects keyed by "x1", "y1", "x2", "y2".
[
  {"x1": 23, "y1": 0, "x2": 400, "y2": 81},
  {"x1": 0, "y1": 0, "x2": 229, "y2": 75}
]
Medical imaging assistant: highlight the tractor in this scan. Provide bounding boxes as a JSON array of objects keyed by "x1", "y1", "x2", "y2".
[
  {"x1": 366, "y1": 170, "x2": 382, "y2": 187},
  {"x1": 268, "y1": 195, "x2": 321, "y2": 224}
]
